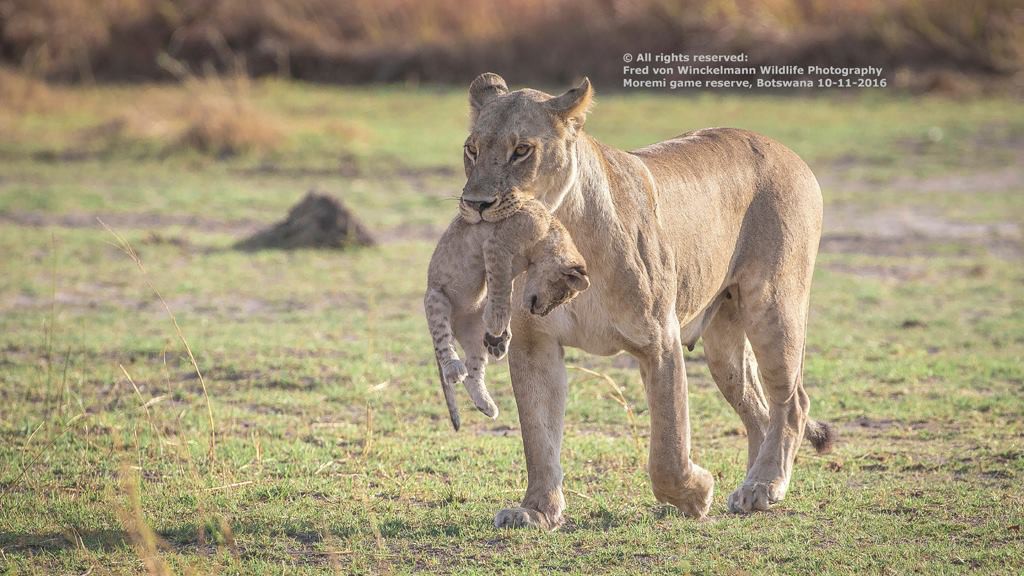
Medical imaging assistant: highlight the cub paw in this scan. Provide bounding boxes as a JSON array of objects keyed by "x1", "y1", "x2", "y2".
[
  {"x1": 484, "y1": 330, "x2": 511, "y2": 360},
  {"x1": 441, "y1": 359, "x2": 468, "y2": 386}
]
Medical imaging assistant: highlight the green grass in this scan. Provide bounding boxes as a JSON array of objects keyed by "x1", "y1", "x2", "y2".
[{"x1": 1, "y1": 81, "x2": 1022, "y2": 574}]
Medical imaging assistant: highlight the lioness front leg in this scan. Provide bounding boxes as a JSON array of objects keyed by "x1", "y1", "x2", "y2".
[
  {"x1": 640, "y1": 319, "x2": 714, "y2": 519},
  {"x1": 494, "y1": 321, "x2": 566, "y2": 530}
]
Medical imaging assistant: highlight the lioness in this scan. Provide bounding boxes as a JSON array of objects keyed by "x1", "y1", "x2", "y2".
[
  {"x1": 457, "y1": 73, "x2": 833, "y2": 529},
  {"x1": 425, "y1": 198, "x2": 590, "y2": 431}
]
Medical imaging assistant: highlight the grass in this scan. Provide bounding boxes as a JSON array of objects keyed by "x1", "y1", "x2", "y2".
[{"x1": 0, "y1": 79, "x2": 1022, "y2": 574}]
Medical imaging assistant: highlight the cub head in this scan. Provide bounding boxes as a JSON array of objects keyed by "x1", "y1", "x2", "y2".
[
  {"x1": 522, "y1": 245, "x2": 590, "y2": 317},
  {"x1": 460, "y1": 73, "x2": 594, "y2": 223}
]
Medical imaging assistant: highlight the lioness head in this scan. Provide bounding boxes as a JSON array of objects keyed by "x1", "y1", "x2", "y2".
[
  {"x1": 460, "y1": 73, "x2": 594, "y2": 223},
  {"x1": 522, "y1": 230, "x2": 591, "y2": 316}
]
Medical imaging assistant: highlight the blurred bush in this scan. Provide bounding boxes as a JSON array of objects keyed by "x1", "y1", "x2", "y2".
[{"x1": 0, "y1": 0, "x2": 1020, "y2": 88}]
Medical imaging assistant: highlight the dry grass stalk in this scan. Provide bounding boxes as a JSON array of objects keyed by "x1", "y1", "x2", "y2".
[
  {"x1": 121, "y1": 364, "x2": 167, "y2": 456},
  {"x1": 118, "y1": 466, "x2": 172, "y2": 576},
  {"x1": 99, "y1": 218, "x2": 218, "y2": 460},
  {"x1": 569, "y1": 365, "x2": 644, "y2": 461},
  {"x1": 204, "y1": 480, "x2": 254, "y2": 492},
  {"x1": 362, "y1": 402, "x2": 375, "y2": 461}
]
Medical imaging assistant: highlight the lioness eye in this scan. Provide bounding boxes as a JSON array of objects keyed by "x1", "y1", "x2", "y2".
[{"x1": 512, "y1": 144, "x2": 532, "y2": 159}]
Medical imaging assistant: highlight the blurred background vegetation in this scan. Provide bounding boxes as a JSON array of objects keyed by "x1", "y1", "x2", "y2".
[{"x1": 0, "y1": 0, "x2": 1021, "y2": 92}]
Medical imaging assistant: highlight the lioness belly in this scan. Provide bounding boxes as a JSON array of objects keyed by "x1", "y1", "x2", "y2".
[
  {"x1": 514, "y1": 280, "x2": 628, "y2": 356},
  {"x1": 633, "y1": 128, "x2": 808, "y2": 324}
]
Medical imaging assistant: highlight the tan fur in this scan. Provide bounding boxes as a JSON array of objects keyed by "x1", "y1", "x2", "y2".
[
  {"x1": 460, "y1": 73, "x2": 832, "y2": 529},
  {"x1": 425, "y1": 199, "x2": 590, "y2": 431}
]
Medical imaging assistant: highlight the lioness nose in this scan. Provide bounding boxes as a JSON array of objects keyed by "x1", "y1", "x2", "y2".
[{"x1": 462, "y1": 199, "x2": 495, "y2": 214}]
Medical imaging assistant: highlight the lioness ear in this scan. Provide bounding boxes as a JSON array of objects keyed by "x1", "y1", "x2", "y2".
[
  {"x1": 469, "y1": 73, "x2": 508, "y2": 122},
  {"x1": 563, "y1": 264, "x2": 590, "y2": 292},
  {"x1": 545, "y1": 77, "x2": 594, "y2": 131}
]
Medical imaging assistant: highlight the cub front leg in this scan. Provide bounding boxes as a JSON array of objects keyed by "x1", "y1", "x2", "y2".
[
  {"x1": 483, "y1": 331, "x2": 510, "y2": 361},
  {"x1": 482, "y1": 238, "x2": 518, "y2": 359}
]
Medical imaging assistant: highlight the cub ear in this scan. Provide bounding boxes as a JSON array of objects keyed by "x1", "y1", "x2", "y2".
[
  {"x1": 469, "y1": 72, "x2": 508, "y2": 122},
  {"x1": 545, "y1": 77, "x2": 594, "y2": 131},
  {"x1": 563, "y1": 264, "x2": 590, "y2": 292}
]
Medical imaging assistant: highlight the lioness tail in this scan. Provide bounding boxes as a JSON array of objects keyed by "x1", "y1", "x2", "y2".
[{"x1": 805, "y1": 419, "x2": 836, "y2": 454}]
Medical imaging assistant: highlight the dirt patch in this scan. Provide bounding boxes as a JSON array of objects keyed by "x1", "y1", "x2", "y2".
[
  {"x1": 850, "y1": 416, "x2": 904, "y2": 430},
  {"x1": 822, "y1": 205, "x2": 1022, "y2": 259},
  {"x1": 475, "y1": 425, "x2": 519, "y2": 437},
  {"x1": 235, "y1": 155, "x2": 460, "y2": 182},
  {"x1": 820, "y1": 127, "x2": 1024, "y2": 189},
  {"x1": 0, "y1": 207, "x2": 433, "y2": 246},
  {"x1": 235, "y1": 191, "x2": 375, "y2": 251},
  {"x1": 0, "y1": 285, "x2": 367, "y2": 316},
  {"x1": 822, "y1": 165, "x2": 1024, "y2": 195},
  {"x1": 896, "y1": 166, "x2": 1024, "y2": 195},
  {"x1": 0, "y1": 210, "x2": 262, "y2": 235},
  {"x1": 826, "y1": 205, "x2": 1020, "y2": 241},
  {"x1": 822, "y1": 262, "x2": 929, "y2": 281}
]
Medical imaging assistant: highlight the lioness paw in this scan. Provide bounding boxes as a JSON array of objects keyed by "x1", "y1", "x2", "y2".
[
  {"x1": 727, "y1": 481, "x2": 783, "y2": 514},
  {"x1": 484, "y1": 330, "x2": 511, "y2": 360},
  {"x1": 494, "y1": 507, "x2": 561, "y2": 531},
  {"x1": 651, "y1": 464, "x2": 714, "y2": 519}
]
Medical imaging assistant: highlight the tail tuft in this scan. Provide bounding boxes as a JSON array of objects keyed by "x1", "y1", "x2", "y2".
[{"x1": 805, "y1": 420, "x2": 836, "y2": 454}]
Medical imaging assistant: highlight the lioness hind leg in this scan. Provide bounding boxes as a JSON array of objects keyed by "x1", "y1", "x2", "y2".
[
  {"x1": 704, "y1": 294, "x2": 835, "y2": 482},
  {"x1": 727, "y1": 286, "x2": 812, "y2": 514},
  {"x1": 704, "y1": 298, "x2": 835, "y2": 472},
  {"x1": 702, "y1": 296, "x2": 770, "y2": 471}
]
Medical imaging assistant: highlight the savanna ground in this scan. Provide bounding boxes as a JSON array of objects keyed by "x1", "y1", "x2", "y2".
[{"x1": 0, "y1": 78, "x2": 1022, "y2": 574}]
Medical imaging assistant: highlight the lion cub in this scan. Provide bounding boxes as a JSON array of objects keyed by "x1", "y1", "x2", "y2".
[{"x1": 425, "y1": 199, "x2": 589, "y2": 430}]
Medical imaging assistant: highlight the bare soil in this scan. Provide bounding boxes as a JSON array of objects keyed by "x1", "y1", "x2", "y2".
[{"x1": 822, "y1": 205, "x2": 1021, "y2": 259}]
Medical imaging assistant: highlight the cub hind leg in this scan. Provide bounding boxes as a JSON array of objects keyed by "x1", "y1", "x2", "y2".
[
  {"x1": 425, "y1": 288, "x2": 467, "y2": 429},
  {"x1": 452, "y1": 312, "x2": 500, "y2": 419}
]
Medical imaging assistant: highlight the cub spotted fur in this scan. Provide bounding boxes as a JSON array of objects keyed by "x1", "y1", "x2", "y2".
[{"x1": 424, "y1": 199, "x2": 589, "y2": 430}]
